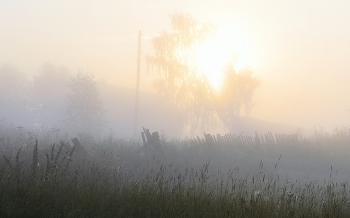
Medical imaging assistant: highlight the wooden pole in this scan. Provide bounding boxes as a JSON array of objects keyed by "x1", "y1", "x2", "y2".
[{"x1": 134, "y1": 30, "x2": 142, "y2": 135}]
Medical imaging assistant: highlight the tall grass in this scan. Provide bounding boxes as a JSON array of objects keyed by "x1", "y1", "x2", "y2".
[{"x1": 1, "y1": 126, "x2": 350, "y2": 217}]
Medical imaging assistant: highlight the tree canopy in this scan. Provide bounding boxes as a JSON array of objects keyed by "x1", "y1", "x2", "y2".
[
  {"x1": 64, "y1": 72, "x2": 106, "y2": 134},
  {"x1": 0, "y1": 64, "x2": 31, "y2": 125},
  {"x1": 147, "y1": 14, "x2": 260, "y2": 133}
]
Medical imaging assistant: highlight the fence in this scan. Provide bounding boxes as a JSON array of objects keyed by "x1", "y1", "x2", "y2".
[
  {"x1": 141, "y1": 127, "x2": 300, "y2": 147},
  {"x1": 191, "y1": 131, "x2": 299, "y2": 147}
]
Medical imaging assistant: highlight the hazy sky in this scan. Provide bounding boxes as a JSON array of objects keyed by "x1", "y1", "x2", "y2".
[{"x1": 1, "y1": 0, "x2": 350, "y2": 129}]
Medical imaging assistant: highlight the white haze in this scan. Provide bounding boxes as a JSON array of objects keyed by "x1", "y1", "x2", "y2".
[
  {"x1": 1, "y1": 1, "x2": 350, "y2": 198},
  {"x1": 1, "y1": 1, "x2": 350, "y2": 133}
]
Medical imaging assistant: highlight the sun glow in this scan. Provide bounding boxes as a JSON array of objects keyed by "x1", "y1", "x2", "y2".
[{"x1": 193, "y1": 26, "x2": 252, "y2": 91}]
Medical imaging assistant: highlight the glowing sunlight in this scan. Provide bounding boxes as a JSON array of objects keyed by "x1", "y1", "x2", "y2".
[{"x1": 194, "y1": 26, "x2": 252, "y2": 91}]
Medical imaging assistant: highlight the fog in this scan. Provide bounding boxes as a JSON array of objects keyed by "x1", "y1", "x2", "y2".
[
  {"x1": 1, "y1": 1, "x2": 350, "y2": 134},
  {"x1": 3, "y1": 3, "x2": 350, "y2": 214},
  {"x1": 0, "y1": 1, "x2": 350, "y2": 157}
]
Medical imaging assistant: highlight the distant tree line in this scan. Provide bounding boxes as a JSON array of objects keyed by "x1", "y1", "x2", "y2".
[
  {"x1": 0, "y1": 13, "x2": 260, "y2": 136},
  {"x1": 0, "y1": 62, "x2": 106, "y2": 134}
]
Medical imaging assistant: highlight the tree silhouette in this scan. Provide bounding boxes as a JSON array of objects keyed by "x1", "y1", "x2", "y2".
[
  {"x1": 64, "y1": 72, "x2": 106, "y2": 134},
  {"x1": 217, "y1": 64, "x2": 261, "y2": 126},
  {"x1": 31, "y1": 63, "x2": 70, "y2": 125},
  {"x1": 0, "y1": 64, "x2": 31, "y2": 124},
  {"x1": 0, "y1": 64, "x2": 29, "y2": 106},
  {"x1": 146, "y1": 14, "x2": 216, "y2": 132},
  {"x1": 147, "y1": 14, "x2": 260, "y2": 134},
  {"x1": 32, "y1": 63, "x2": 70, "y2": 103}
]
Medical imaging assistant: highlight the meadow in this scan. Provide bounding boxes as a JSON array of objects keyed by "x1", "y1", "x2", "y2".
[{"x1": 1, "y1": 125, "x2": 350, "y2": 217}]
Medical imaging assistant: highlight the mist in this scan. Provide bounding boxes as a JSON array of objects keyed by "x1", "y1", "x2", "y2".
[
  {"x1": 1, "y1": 0, "x2": 350, "y2": 132},
  {"x1": 1, "y1": 1, "x2": 350, "y2": 216}
]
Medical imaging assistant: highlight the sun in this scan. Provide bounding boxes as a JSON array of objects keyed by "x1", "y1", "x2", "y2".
[{"x1": 193, "y1": 25, "x2": 252, "y2": 91}]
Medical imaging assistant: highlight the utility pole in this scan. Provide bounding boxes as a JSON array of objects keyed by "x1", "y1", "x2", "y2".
[{"x1": 134, "y1": 30, "x2": 142, "y2": 135}]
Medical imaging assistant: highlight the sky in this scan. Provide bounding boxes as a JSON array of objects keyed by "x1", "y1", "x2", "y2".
[{"x1": 1, "y1": 0, "x2": 350, "y2": 130}]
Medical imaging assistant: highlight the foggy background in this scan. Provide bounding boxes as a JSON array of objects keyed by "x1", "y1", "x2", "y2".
[{"x1": 1, "y1": 0, "x2": 350, "y2": 137}]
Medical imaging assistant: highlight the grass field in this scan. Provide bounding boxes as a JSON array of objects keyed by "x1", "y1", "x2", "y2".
[{"x1": 1, "y1": 126, "x2": 350, "y2": 217}]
